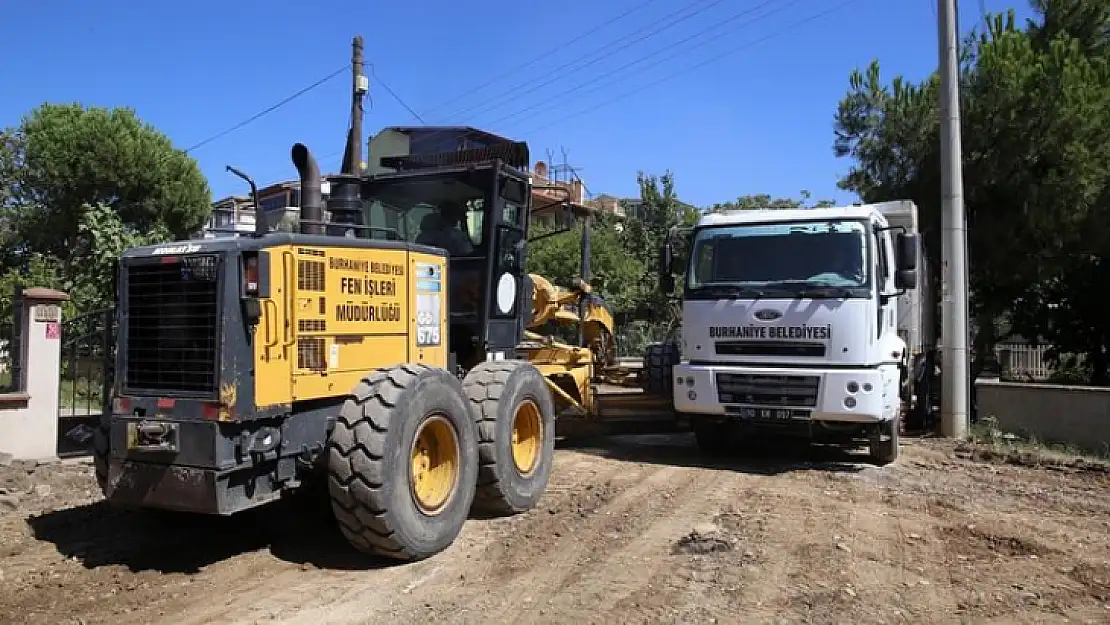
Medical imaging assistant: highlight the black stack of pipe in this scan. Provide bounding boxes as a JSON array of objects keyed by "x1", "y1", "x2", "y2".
[
  {"x1": 326, "y1": 174, "x2": 363, "y2": 238},
  {"x1": 291, "y1": 143, "x2": 324, "y2": 235}
]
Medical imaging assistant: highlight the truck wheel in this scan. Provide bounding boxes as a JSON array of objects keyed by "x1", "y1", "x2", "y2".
[
  {"x1": 869, "y1": 412, "x2": 901, "y2": 466},
  {"x1": 92, "y1": 415, "x2": 110, "y2": 495},
  {"x1": 462, "y1": 360, "x2": 556, "y2": 516},
  {"x1": 692, "y1": 417, "x2": 732, "y2": 456},
  {"x1": 643, "y1": 341, "x2": 679, "y2": 396},
  {"x1": 327, "y1": 363, "x2": 478, "y2": 561}
]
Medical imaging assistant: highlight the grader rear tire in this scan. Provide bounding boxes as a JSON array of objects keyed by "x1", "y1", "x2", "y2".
[
  {"x1": 462, "y1": 360, "x2": 556, "y2": 516},
  {"x1": 327, "y1": 363, "x2": 478, "y2": 561}
]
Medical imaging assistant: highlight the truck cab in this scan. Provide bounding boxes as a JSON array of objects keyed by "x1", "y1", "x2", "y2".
[{"x1": 663, "y1": 203, "x2": 920, "y2": 463}]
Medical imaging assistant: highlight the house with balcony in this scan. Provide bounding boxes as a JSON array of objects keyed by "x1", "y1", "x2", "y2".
[
  {"x1": 199, "y1": 180, "x2": 332, "y2": 239},
  {"x1": 204, "y1": 125, "x2": 625, "y2": 237}
]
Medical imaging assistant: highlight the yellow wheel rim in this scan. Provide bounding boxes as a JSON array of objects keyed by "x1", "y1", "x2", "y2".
[
  {"x1": 511, "y1": 399, "x2": 543, "y2": 476},
  {"x1": 409, "y1": 414, "x2": 460, "y2": 515}
]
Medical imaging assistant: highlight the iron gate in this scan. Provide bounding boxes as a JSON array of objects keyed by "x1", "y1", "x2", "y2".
[{"x1": 58, "y1": 306, "x2": 116, "y2": 457}]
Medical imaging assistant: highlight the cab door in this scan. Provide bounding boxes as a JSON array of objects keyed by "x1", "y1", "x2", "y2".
[{"x1": 483, "y1": 169, "x2": 529, "y2": 358}]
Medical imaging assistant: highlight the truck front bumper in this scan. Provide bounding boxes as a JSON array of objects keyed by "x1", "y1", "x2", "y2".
[{"x1": 672, "y1": 363, "x2": 891, "y2": 424}]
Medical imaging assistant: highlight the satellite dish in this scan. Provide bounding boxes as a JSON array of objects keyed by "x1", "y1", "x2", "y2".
[{"x1": 534, "y1": 161, "x2": 548, "y2": 179}]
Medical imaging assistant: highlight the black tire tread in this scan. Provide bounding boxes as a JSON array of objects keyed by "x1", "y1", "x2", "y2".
[
  {"x1": 870, "y1": 414, "x2": 901, "y2": 466},
  {"x1": 327, "y1": 362, "x2": 467, "y2": 561},
  {"x1": 462, "y1": 360, "x2": 551, "y2": 516},
  {"x1": 643, "y1": 341, "x2": 679, "y2": 396}
]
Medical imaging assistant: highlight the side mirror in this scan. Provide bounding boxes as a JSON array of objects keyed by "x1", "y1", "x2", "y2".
[
  {"x1": 895, "y1": 232, "x2": 919, "y2": 271},
  {"x1": 895, "y1": 268, "x2": 917, "y2": 290}
]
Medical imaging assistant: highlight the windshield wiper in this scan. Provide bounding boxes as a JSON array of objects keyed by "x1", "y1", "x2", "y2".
[
  {"x1": 759, "y1": 280, "x2": 857, "y2": 299},
  {"x1": 799, "y1": 285, "x2": 854, "y2": 299},
  {"x1": 691, "y1": 284, "x2": 764, "y2": 298}
]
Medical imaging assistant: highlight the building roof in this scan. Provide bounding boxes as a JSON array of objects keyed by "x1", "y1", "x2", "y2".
[{"x1": 378, "y1": 125, "x2": 515, "y2": 146}]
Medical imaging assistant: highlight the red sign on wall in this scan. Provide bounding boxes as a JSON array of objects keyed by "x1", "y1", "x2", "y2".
[{"x1": 45, "y1": 322, "x2": 60, "y2": 340}]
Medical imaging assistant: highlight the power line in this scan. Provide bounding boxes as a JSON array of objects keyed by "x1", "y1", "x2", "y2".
[
  {"x1": 184, "y1": 65, "x2": 347, "y2": 154},
  {"x1": 481, "y1": 0, "x2": 800, "y2": 131},
  {"x1": 414, "y1": 0, "x2": 799, "y2": 148},
  {"x1": 418, "y1": 0, "x2": 666, "y2": 119},
  {"x1": 370, "y1": 65, "x2": 426, "y2": 125},
  {"x1": 397, "y1": 0, "x2": 731, "y2": 150},
  {"x1": 518, "y1": 0, "x2": 863, "y2": 137},
  {"x1": 438, "y1": 0, "x2": 731, "y2": 125}
]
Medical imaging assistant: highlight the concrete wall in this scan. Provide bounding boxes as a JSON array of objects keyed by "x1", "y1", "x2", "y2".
[
  {"x1": 975, "y1": 378, "x2": 1110, "y2": 455},
  {"x1": 0, "y1": 288, "x2": 67, "y2": 461}
]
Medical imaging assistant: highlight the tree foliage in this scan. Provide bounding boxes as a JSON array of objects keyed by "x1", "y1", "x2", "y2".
[
  {"x1": 709, "y1": 191, "x2": 837, "y2": 212},
  {"x1": 525, "y1": 171, "x2": 702, "y2": 354},
  {"x1": 833, "y1": 1, "x2": 1110, "y2": 382},
  {"x1": 0, "y1": 103, "x2": 207, "y2": 316}
]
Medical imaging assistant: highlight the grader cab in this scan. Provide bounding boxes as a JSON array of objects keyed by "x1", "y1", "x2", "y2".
[{"x1": 94, "y1": 128, "x2": 675, "y2": 562}]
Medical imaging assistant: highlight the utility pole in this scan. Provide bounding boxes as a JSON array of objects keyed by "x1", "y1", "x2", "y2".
[
  {"x1": 342, "y1": 35, "x2": 368, "y2": 175},
  {"x1": 938, "y1": 0, "x2": 970, "y2": 439}
]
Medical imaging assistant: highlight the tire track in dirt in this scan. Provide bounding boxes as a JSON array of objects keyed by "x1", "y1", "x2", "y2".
[
  {"x1": 589, "y1": 469, "x2": 781, "y2": 624},
  {"x1": 176, "y1": 451, "x2": 630, "y2": 625},
  {"x1": 448, "y1": 464, "x2": 694, "y2": 623},
  {"x1": 494, "y1": 467, "x2": 726, "y2": 623},
  {"x1": 354, "y1": 459, "x2": 691, "y2": 624},
  {"x1": 822, "y1": 469, "x2": 962, "y2": 624}
]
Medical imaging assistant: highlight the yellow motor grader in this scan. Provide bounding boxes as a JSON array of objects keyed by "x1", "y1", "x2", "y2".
[{"x1": 94, "y1": 126, "x2": 675, "y2": 563}]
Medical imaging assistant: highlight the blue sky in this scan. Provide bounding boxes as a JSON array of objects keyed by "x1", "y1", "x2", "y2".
[{"x1": 1, "y1": 0, "x2": 1032, "y2": 210}]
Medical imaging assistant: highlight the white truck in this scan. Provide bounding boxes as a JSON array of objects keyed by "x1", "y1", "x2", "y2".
[{"x1": 660, "y1": 201, "x2": 923, "y2": 464}]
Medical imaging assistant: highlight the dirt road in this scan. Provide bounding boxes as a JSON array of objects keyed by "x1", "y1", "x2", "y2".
[{"x1": 1, "y1": 435, "x2": 1108, "y2": 625}]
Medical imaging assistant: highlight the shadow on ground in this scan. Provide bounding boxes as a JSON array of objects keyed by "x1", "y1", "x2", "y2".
[
  {"x1": 26, "y1": 486, "x2": 397, "y2": 574},
  {"x1": 559, "y1": 430, "x2": 884, "y2": 476}
]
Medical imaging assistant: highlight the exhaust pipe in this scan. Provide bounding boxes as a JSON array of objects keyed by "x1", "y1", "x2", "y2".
[
  {"x1": 224, "y1": 165, "x2": 263, "y2": 237},
  {"x1": 291, "y1": 143, "x2": 324, "y2": 235}
]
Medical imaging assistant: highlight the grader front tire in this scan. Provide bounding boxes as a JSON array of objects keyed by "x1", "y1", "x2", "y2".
[
  {"x1": 327, "y1": 363, "x2": 478, "y2": 562},
  {"x1": 462, "y1": 361, "x2": 556, "y2": 516}
]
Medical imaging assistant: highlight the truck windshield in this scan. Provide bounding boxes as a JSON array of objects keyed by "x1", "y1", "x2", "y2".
[{"x1": 686, "y1": 219, "x2": 870, "y2": 293}]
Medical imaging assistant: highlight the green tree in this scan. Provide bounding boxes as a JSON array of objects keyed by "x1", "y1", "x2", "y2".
[
  {"x1": 617, "y1": 172, "x2": 698, "y2": 317},
  {"x1": 709, "y1": 191, "x2": 837, "y2": 212},
  {"x1": 832, "y1": 3, "x2": 1110, "y2": 382},
  {"x1": 0, "y1": 103, "x2": 209, "y2": 315},
  {"x1": 526, "y1": 212, "x2": 645, "y2": 313}
]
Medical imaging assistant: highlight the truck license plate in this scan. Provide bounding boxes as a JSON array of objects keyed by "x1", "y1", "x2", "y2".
[{"x1": 738, "y1": 407, "x2": 796, "y2": 420}]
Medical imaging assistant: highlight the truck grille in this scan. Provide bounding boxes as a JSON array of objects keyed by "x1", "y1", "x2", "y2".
[
  {"x1": 715, "y1": 341, "x2": 826, "y2": 358},
  {"x1": 123, "y1": 255, "x2": 221, "y2": 395},
  {"x1": 716, "y1": 372, "x2": 819, "y2": 407}
]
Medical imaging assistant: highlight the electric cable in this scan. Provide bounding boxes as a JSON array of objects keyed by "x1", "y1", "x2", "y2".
[
  {"x1": 418, "y1": 0, "x2": 666, "y2": 118},
  {"x1": 184, "y1": 65, "x2": 347, "y2": 154},
  {"x1": 518, "y1": 0, "x2": 863, "y2": 137}
]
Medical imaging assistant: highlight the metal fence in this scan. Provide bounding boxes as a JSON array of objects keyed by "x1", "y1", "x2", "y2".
[{"x1": 994, "y1": 342, "x2": 1073, "y2": 382}]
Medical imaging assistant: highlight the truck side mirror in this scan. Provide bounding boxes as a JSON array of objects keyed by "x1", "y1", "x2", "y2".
[
  {"x1": 895, "y1": 232, "x2": 919, "y2": 271},
  {"x1": 895, "y1": 269, "x2": 917, "y2": 290},
  {"x1": 894, "y1": 232, "x2": 919, "y2": 291}
]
